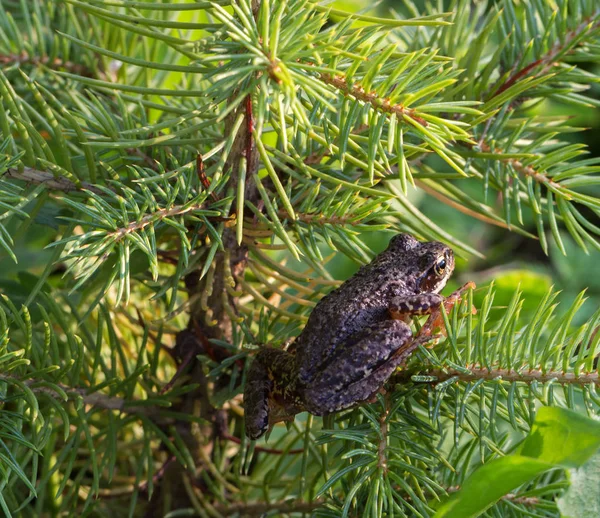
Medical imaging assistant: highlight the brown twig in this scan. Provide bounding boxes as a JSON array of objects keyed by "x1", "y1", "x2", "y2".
[
  {"x1": 280, "y1": 210, "x2": 362, "y2": 226},
  {"x1": 0, "y1": 52, "x2": 96, "y2": 77},
  {"x1": 109, "y1": 202, "x2": 209, "y2": 241},
  {"x1": 419, "y1": 367, "x2": 599, "y2": 386},
  {"x1": 211, "y1": 499, "x2": 325, "y2": 516},
  {"x1": 245, "y1": 94, "x2": 254, "y2": 158},
  {"x1": 477, "y1": 142, "x2": 564, "y2": 191},
  {"x1": 197, "y1": 154, "x2": 220, "y2": 203},
  {"x1": 4, "y1": 166, "x2": 102, "y2": 193},
  {"x1": 319, "y1": 73, "x2": 428, "y2": 127},
  {"x1": 0, "y1": 373, "x2": 171, "y2": 422}
]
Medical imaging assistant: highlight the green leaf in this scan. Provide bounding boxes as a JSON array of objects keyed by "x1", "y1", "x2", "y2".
[
  {"x1": 557, "y1": 450, "x2": 600, "y2": 518},
  {"x1": 472, "y1": 269, "x2": 553, "y2": 315},
  {"x1": 435, "y1": 407, "x2": 600, "y2": 518}
]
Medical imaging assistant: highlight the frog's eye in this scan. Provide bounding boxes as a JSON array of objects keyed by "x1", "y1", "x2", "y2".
[{"x1": 434, "y1": 258, "x2": 446, "y2": 276}]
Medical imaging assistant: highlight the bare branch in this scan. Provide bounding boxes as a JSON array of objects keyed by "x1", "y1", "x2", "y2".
[
  {"x1": 4, "y1": 166, "x2": 101, "y2": 193},
  {"x1": 394, "y1": 366, "x2": 599, "y2": 386},
  {"x1": 319, "y1": 73, "x2": 429, "y2": 127}
]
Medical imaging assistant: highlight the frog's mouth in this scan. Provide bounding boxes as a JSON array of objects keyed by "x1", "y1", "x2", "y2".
[{"x1": 421, "y1": 273, "x2": 450, "y2": 293}]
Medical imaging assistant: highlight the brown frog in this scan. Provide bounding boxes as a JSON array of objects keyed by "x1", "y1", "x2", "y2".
[{"x1": 243, "y1": 233, "x2": 455, "y2": 440}]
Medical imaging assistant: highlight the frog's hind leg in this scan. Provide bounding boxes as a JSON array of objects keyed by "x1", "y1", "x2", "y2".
[
  {"x1": 243, "y1": 348, "x2": 297, "y2": 440},
  {"x1": 302, "y1": 319, "x2": 415, "y2": 415},
  {"x1": 244, "y1": 350, "x2": 273, "y2": 439}
]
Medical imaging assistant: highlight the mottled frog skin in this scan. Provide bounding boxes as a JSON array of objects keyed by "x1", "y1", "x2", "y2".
[{"x1": 244, "y1": 233, "x2": 455, "y2": 439}]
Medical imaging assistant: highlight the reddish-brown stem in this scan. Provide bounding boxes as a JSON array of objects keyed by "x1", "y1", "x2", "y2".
[
  {"x1": 493, "y1": 58, "x2": 544, "y2": 98},
  {"x1": 319, "y1": 73, "x2": 428, "y2": 127},
  {"x1": 197, "y1": 154, "x2": 220, "y2": 203},
  {"x1": 245, "y1": 95, "x2": 254, "y2": 158},
  {"x1": 490, "y1": 15, "x2": 600, "y2": 100}
]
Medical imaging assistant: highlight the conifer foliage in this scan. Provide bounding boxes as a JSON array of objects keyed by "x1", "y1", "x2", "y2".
[{"x1": 0, "y1": 0, "x2": 600, "y2": 516}]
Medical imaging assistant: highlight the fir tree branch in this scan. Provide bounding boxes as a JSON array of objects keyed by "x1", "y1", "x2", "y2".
[
  {"x1": 319, "y1": 73, "x2": 429, "y2": 127},
  {"x1": 466, "y1": 141, "x2": 563, "y2": 190},
  {"x1": 210, "y1": 499, "x2": 325, "y2": 516},
  {"x1": 109, "y1": 202, "x2": 209, "y2": 242},
  {"x1": 3, "y1": 166, "x2": 101, "y2": 193},
  {"x1": 0, "y1": 373, "x2": 170, "y2": 421},
  {"x1": 395, "y1": 366, "x2": 599, "y2": 386},
  {"x1": 281, "y1": 210, "x2": 363, "y2": 226},
  {"x1": 490, "y1": 13, "x2": 600, "y2": 99},
  {"x1": 0, "y1": 52, "x2": 97, "y2": 77},
  {"x1": 186, "y1": 94, "x2": 259, "y2": 340},
  {"x1": 415, "y1": 179, "x2": 514, "y2": 230}
]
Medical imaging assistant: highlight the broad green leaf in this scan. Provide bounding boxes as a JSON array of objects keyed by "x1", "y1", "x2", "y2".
[
  {"x1": 557, "y1": 451, "x2": 600, "y2": 518},
  {"x1": 472, "y1": 269, "x2": 552, "y2": 315},
  {"x1": 519, "y1": 407, "x2": 600, "y2": 467},
  {"x1": 435, "y1": 407, "x2": 600, "y2": 518}
]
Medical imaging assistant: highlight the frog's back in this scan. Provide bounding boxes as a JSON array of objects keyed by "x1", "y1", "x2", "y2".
[{"x1": 294, "y1": 261, "x2": 409, "y2": 383}]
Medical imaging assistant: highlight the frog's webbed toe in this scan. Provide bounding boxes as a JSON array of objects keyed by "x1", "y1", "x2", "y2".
[{"x1": 302, "y1": 319, "x2": 413, "y2": 415}]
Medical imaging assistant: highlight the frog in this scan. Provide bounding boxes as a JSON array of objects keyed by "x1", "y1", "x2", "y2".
[{"x1": 243, "y1": 233, "x2": 455, "y2": 440}]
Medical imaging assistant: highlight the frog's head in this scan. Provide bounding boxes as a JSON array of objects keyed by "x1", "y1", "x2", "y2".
[{"x1": 386, "y1": 233, "x2": 455, "y2": 294}]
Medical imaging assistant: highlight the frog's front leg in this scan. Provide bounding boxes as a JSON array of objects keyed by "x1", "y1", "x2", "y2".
[
  {"x1": 244, "y1": 348, "x2": 302, "y2": 440},
  {"x1": 389, "y1": 293, "x2": 444, "y2": 320},
  {"x1": 301, "y1": 319, "x2": 415, "y2": 415}
]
